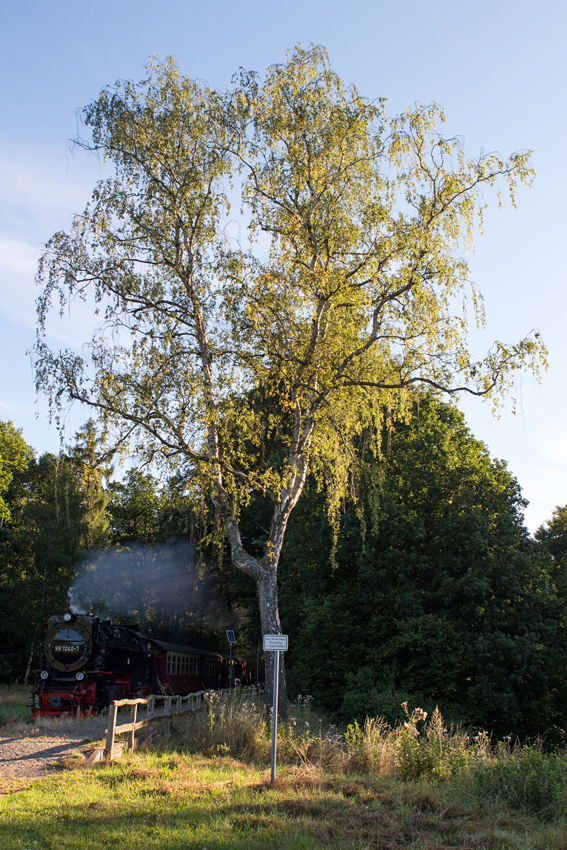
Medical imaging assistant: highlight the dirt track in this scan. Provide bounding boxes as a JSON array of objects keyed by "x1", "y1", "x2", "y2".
[{"x1": 0, "y1": 717, "x2": 108, "y2": 780}]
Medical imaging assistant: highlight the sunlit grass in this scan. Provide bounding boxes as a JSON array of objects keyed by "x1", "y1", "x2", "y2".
[
  {"x1": 1, "y1": 751, "x2": 565, "y2": 850},
  {"x1": 2, "y1": 686, "x2": 567, "y2": 848}
]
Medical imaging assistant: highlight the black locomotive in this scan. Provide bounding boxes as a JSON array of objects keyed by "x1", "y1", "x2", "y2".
[{"x1": 32, "y1": 613, "x2": 252, "y2": 717}]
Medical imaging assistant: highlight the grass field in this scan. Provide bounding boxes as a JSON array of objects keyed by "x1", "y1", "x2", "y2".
[
  {"x1": 2, "y1": 752, "x2": 567, "y2": 850},
  {"x1": 0, "y1": 684, "x2": 31, "y2": 725},
  {"x1": 1, "y1": 686, "x2": 566, "y2": 849}
]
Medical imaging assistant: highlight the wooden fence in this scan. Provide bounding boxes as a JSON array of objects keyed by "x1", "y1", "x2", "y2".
[{"x1": 104, "y1": 690, "x2": 220, "y2": 759}]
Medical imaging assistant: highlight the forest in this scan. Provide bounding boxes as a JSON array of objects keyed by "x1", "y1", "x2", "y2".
[{"x1": 1, "y1": 399, "x2": 566, "y2": 741}]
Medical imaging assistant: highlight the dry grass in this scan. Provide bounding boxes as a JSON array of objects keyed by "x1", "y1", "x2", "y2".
[
  {"x1": 0, "y1": 684, "x2": 29, "y2": 707},
  {"x1": 0, "y1": 684, "x2": 31, "y2": 725}
]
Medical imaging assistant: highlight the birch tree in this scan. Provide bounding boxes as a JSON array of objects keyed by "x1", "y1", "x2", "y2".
[{"x1": 33, "y1": 46, "x2": 546, "y2": 714}]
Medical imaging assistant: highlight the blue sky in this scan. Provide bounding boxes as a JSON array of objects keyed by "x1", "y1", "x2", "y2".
[{"x1": 1, "y1": 0, "x2": 565, "y2": 532}]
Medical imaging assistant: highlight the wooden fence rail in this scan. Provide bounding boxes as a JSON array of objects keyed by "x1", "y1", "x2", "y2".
[{"x1": 104, "y1": 690, "x2": 224, "y2": 759}]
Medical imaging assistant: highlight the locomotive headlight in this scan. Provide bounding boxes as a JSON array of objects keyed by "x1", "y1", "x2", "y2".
[
  {"x1": 63, "y1": 613, "x2": 72, "y2": 622},
  {"x1": 75, "y1": 671, "x2": 85, "y2": 681},
  {"x1": 40, "y1": 670, "x2": 49, "y2": 680}
]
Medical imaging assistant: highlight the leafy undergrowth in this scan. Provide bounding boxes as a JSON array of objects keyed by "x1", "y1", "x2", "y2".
[{"x1": 2, "y1": 751, "x2": 567, "y2": 850}]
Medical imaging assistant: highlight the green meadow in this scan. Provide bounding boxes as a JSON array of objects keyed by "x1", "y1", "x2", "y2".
[{"x1": 1, "y1": 688, "x2": 567, "y2": 849}]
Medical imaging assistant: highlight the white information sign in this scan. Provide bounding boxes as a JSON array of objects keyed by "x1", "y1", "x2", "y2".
[{"x1": 263, "y1": 634, "x2": 288, "y2": 652}]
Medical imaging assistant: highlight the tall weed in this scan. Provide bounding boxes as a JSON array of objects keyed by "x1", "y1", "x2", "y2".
[
  {"x1": 163, "y1": 687, "x2": 269, "y2": 760},
  {"x1": 342, "y1": 703, "x2": 489, "y2": 780},
  {"x1": 394, "y1": 703, "x2": 489, "y2": 780},
  {"x1": 343, "y1": 717, "x2": 395, "y2": 774}
]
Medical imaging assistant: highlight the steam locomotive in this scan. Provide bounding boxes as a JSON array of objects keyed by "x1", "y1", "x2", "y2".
[{"x1": 32, "y1": 613, "x2": 252, "y2": 717}]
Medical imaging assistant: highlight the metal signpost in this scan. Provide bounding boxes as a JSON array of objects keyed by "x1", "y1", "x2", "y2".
[
  {"x1": 263, "y1": 634, "x2": 288, "y2": 783},
  {"x1": 226, "y1": 630, "x2": 236, "y2": 688}
]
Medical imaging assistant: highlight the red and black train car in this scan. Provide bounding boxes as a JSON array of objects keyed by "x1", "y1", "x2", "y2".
[{"x1": 32, "y1": 613, "x2": 252, "y2": 717}]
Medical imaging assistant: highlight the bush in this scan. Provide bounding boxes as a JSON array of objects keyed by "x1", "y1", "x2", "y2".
[{"x1": 341, "y1": 681, "x2": 414, "y2": 727}]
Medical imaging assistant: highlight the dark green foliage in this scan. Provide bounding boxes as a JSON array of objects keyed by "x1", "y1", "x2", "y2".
[
  {"x1": 276, "y1": 399, "x2": 564, "y2": 738},
  {"x1": 0, "y1": 420, "x2": 117, "y2": 681},
  {"x1": 69, "y1": 420, "x2": 112, "y2": 549},
  {"x1": 107, "y1": 469, "x2": 166, "y2": 546},
  {"x1": 0, "y1": 421, "x2": 33, "y2": 523},
  {"x1": 535, "y1": 505, "x2": 567, "y2": 563},
  {"x1": 0, "y1": 453, "x2": 86, "y2": 680}
]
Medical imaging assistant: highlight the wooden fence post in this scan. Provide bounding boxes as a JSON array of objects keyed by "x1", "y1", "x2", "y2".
[
  {"x1": 105, "y1": 703, "x2": 117, "y2": 760},
  {"x1": 129, "y1": 703, "x2": 138, "y2": 752}
]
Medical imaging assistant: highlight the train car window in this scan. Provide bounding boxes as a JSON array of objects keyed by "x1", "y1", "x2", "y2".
[{"x1": 167, "y1": 655, "x2": 171, "y2": 675}]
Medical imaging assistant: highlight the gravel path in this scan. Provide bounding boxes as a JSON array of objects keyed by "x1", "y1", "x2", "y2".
[{"x1": 0, "y1": 717, "x2": 108, "y2": 780}]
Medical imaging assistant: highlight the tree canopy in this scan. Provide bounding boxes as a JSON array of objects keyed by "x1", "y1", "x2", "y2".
[
  {"x1": 277, "y1": 399, "x2": 564, "y2": 738},
  {"x1": 33, "y1": 46, "x2": 546, "y2": 709},
  {"x1": 0, "y1": 421, "x2": 34, "y2": 524}
]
